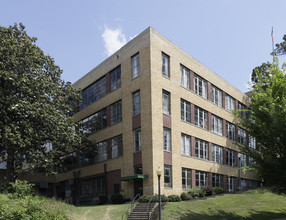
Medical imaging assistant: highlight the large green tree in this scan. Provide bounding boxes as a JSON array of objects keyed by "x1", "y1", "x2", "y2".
[
  {"x1": 235, "y1": 58, "x2": 286, "y2": 188},
  {"x1": 0, "y1": 23, "x2": 87, "y2": 182}
]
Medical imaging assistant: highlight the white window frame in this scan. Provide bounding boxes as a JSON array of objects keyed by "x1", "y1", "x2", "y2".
[
  {"x1": 194, "y1": 74, "x2": 207, "y2": 99},
  {"x1": 212, "y1": 173, "x2": 223, "y2": 188},
  {"x1": 182, "y1": 168, "x2": 192, "y2": 189},
  {"x1": 132, "y1": 53, "x2": 140, "y2": 79},
  {"x1": 211, "y1": 85, "x2": 222, "y2": 107},
  {"x1": 249, "y1": 135, "x2": 256, "y2": 149},
  {"x1": 164, "y1": 165, "x2": 172, "y2": 187},
  {"x1": 195, "y1": 139, "x2": 209, "y2": 160},
  {"x1": 181, "y1": 99, "x2": 191, "y2": 123},
  {"x1": 196, "y1": 171, "x2": 208, "y2": 187},
  {"x1": 181, "y1": 133, "x2": 191, "y2": 156},
  {"x1": 132, "y1": 90, "x2": 140, "y2": 116},
  {"x1": 225, "y1": 94, "x2": 235, "y2": 112},
  {"x1": 212, "y1": 144, "x2": 223, "y2": 164},
  {"x1": 162, "y1": 52, "x2": 170, "y2": 78},
  {"x1": 162, "y1": 90, "x2": 170, "y2": 115},
  {"x1": 226, "y1": 122, "x2": 236, "y2": 141},
  {"x1": 238, "y1": 127, "x2": 247, "y2": 145},
  {"x1": 195, "y1": 106, "x2": 208, "y2": 129},
  {"x1": 180, "y1": 65, "x2": 190, "y2": 89},
  {"x1": 226, "y1": 148, "x2": 236, "y2": 166},
  {"x1": 163, "y1": 128, "x2": 171, "y2": 151},
  {"x1": 212, "y1": 114, "x2": 222, "y2": 135}
]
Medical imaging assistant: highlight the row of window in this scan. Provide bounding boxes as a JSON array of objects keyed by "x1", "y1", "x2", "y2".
[
  {"x1": 165, "y1": 166, "x2": 259, "y2": 191},
  {"x1": 161, "y1": 52, "x2": 248, "y2": 115}
]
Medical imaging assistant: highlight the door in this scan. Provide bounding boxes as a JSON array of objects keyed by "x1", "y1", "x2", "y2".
[{"x1": 134, "y1": 179, "x2": 143, "y2": 197}]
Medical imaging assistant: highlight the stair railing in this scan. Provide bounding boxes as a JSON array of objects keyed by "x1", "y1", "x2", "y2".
[
  {"x1": 148, "y1": 194, "x2": 156, "y2": 220},
  {"x1": 123, "y1": 193, "x2": 141, "y2": 220}
]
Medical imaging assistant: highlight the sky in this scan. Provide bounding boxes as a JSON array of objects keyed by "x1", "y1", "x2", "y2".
[{"x1": 1, "y1": 0, "x2": 285, "y2": 93}]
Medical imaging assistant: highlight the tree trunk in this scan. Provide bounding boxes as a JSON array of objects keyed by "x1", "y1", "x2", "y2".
[{"x1": 6, "y1": 153, "x2": 15, "y2": 183}]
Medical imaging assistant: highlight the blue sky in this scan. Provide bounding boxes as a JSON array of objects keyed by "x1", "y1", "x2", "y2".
[{"x1": 1, "y1": 0, "x2": 285, "y2": 92}]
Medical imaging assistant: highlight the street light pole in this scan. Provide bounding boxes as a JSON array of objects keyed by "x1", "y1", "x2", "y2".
[{"x1": 157, "y1": 167, "x2": 162, "y2": 220}]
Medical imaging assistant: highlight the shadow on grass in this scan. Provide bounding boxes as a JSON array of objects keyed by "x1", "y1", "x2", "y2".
[{"x1": 179, "y1": 209, "x2": 286, "y2": 220}]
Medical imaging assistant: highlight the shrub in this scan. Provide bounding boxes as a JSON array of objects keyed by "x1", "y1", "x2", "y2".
[
  {"x1": 0, "y1": 180, "x2": 35, "y2": 198},
  {"x1": 168, "y1": 194, "x2": 181, "y2": 202},
  {"x1": 111, "y1": 194, "x2": 124, "y2": 204},
  {"x1": 180, "y1": 192, "x2": 192, "y2": 201},
  {"x1": 214, "y1": 187, "x2": 224, "y2": 195},
  {"x1": 139, "y1": 194, "x2": 168, "y2": 203},
  {"x1": 99, "y1": 195, "x2": 108, "y2": 204},
  {"x1": 202, "y1": 186, "x2": 213, "y2": 196}
]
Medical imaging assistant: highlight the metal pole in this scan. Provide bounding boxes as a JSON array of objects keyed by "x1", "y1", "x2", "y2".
[{"x1": 158, "y1": 174, "x2": 161, "y2": 220}]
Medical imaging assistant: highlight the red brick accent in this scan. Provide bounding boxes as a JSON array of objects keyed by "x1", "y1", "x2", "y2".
[
  {"x1": 107, "y1": 139, "x2": 112, "y2": 160},
  {"x1": 106, "y1": 169, "x2": 121, "y2": 195},
  {"x1": 163, "y1": 114, "x2": 171, "y2": 129},
  {"x1": 106, "y1": 72, "x2": 111, "y2": 94},
  {"x1": 223, "y1": 148, "x2": 227, "y2": 165},
  {"x1": 208, "y1": 173, "x2": 213, "y2": 187},
  {"x1": 164, "y1": 151, "x2": 172, "y2": 165},
  {"x1": 222, "y1": 120, "x2": 226, "y2": 137},
  {"x1": 132, "y1": 114, "x2": 141, "y2": 129},
  {"x1": 133, "y1": 152, "x2": 142, "y2": 166},
  {"x1": 223, "y1": 175, "x2": 227, "y2": 191},
  {"x1": 106, "y1": 106, "x2": 111, "y2": 126},
  {"x1": 222, "y1": 92, "x2": 226, "y2": 109},
  {"x1": 191, "y1": 136, "x2": 196, "y2": 157},
  {"x1": 190, "y1": 103, "x2": 195, "y2": 124},
  {"x1": 235, "y1": 100, "x2": 238, "y2": 111}
]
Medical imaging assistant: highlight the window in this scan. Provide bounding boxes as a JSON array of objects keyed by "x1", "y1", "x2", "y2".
[
  {"x1": 226, "y1": 148, "x2": 236, "y2": 166},
  {"x1": 80, "y1": 176, "x2": 105, "y2": 196},
  {"x1": 163, "y1": 128, "x2": 171, "y2": 151},
  {"x1": 225, "y1": 94, "x2": 235, "y2": 112},
  {"x1": 239, "y1": 153, "x2": 247, "y2": 167},
  {"x1": 212, "y1": 114, "x2": 222, "y2": 135},
  {"x1": 196, "y1": 171, "x2": 208, "y2": 187},
  {"x1": 249, "y1": 135, "x2": 256, "y2": 149},
  {"x1": 110, "y1": 100, "x2": 122, "y2": 125},
  {"x1": 133, "y1": 91, "x2": 140, "y2": 115},
  {"x1": 249, "y1": 156, "x2": 256, "y2": 165},
  {"x1": 132, "y1": 53, "x2": 140, "y2": 79},
  {"x1": 182, "y1": 168, "x2": 192, "y2": 189},
  {"x1": 238, "y1": 127, "x2": 247, "y2": 145},
  {"x1": 240, "y1": 179, "x2": 248, "y2": 190},
  {"x1": 164, "y1": 165, "x2": 172, "y2": 187},
  {"x1": 226, "y1": 122, "x2": 236, "y2": 141},
  {"x1": 227, "y1": 177, "x2": 236, "y2": 192},
  {"x1": 212, "y1": 144, "x2": 223, "y2": 164},
  {"x1": 80, "y1": 76, "x2": 106, "y2": 110},
  {"x1": 60, "y1": 152, "x2": 77, "y2": 172},
  {"x1": 133, "y1": 129, "x2": 141, "y2": 152},
  {"x1": 180, "y1": 65, "x2": 190, "y2": 89},
  {"x1": 181, "y1": 99, "x2": 190, "y2": 122},
  {"x1": 80, "y1": 108, "x2": 107, "y2": 134},
  {"x1": 96, "y1": 141, "x2": 107, "y2": 162},
  {"x1": 112, "y1": 135, "x2": 123, "y2": 159},
  {"x1": 181, "y1": 133, "x2": 191, "y2": 156},
  {"x1": 194, "y1": 74, "x2": 207, "y2": 99},
  {"x1": 162, "y1": 53, "x2": 170, "y2": 78},
  {"x1": 195, "y1": 106, "x2": 208, "y2": 129},
  {"x1": 110, "y1": 66, "x2": 121, "y2": 91},
  {"x1": 79, "y1": 146, "x2": 96, "y2": 167},
  {"x1": 211, "y1": 85, "x2": 222, "y2": 107},
  {"x1": 195, "y1": 139, "x2": 209, "y2": 160},
  {"x1": 162, "y1": 90, "x2": 170, "y2": 115},
  {"x1": 238, "y1": 102, "x2": 247, "y2": 118},
  {"x1": 212, "y1": 174, "x2": 224, "y2": 188}
]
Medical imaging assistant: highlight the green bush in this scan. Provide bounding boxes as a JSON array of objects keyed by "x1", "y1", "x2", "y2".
[
  {"x1": 214, "y1": 186, "x2": 224, "y2": 195},
  {"x1": 139, "y1": 195, "x2": 153, "y2": 203},
  {"x1": 180, "y1": 192, "x2": 192, "y2": 201},
  {"x1": 168, "y1": 194, "x2": 181, "y2": 202},
  {"x1": 0, "y1": 180, "x2": 35, "y2": 198},
  {"x1": 138, "y1": 194, "x2": 169, "y2": 203},
  {"x1": 111, "y1": 194, "x2": 124, "y2": 204},
  {"x1": 202, "y1": 186, "x2": 213, "y2": 196}
]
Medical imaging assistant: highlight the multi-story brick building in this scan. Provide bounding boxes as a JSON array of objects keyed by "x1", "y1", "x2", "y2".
[{"x1": 25, "y1": 27, "x2": 260, "y2": 204}]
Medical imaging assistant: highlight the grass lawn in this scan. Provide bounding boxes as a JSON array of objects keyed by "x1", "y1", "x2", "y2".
[{"x1": 161, "y1": 188, "x2": 286, "y2": 220}]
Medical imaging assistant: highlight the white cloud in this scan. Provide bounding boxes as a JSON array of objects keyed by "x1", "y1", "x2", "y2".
[{"x1": 102, "y1": 26, "x2": 127, "y2": 56}]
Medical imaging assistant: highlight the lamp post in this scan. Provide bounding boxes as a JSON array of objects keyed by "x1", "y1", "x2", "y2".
[{"x1": 156, "y1": 167, "x2": 162, "y2": 220}]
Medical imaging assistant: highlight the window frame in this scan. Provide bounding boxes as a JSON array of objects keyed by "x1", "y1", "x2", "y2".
[
  {"x1": 162, "y1": 90, "x2": 170, "y2": 115},
  {"x1": 180, "y1": 64, "x2": 190, "y2": 89},
  {"x1": 162, "y1": 52, "x2": 170, "y2": 78},
  {"x1": 132, "y1": 90, "x2": 140, "y2": 116},
  {"x1": 131, "y1": 53, "x2": 140, "y2": 79},
  {"x1": 181, "y1": 99, "x2": 191, "y2": 123},
  {"x1": 212, "y1": 144, "x2": 223, "y2": 164},
  {"x1": 195, "y1": 106, "x2": 208, "y2": 129},
  {"x1": 133, "y1": 128, "x2": 141, "y2": 153},
  {"x1": 181, "y1": 133, "x2": 191, "y2": 156},
  {"x1": 211, "y1": 85, "x2": 222, "y2": 107},
  {"x1": 182, "y1": 168, "x2": 192, "y2": 189},
  {"x1": 163, "y1": 128, "x2": 171, "y2": 152},
  {"x1": 194, "y1": 74, "x2": 208, "y2": 99},
  {"x1": 195, "y1": 138, "x2": 209, "y2": 160},
  {"x1": 164, "y1": 165, "x2": 172, "y2": 187},
  {"x1": 211, "y1": 114, "x2": 222, "y2": 136}
]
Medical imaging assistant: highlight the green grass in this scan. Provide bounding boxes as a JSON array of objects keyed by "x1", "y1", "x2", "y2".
[{"x1": 161, "y1": 188, "x2": 286, "y2": 220}]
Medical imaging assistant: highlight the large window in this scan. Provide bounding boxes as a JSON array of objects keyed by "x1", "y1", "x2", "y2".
[
  {"x1": 226, "y1": 122, "x2": 236, "y2": 141},
  {"x1": 164, "y1": 165, "x2": 172, "y2": 187},
  {"x1": 133, "y1": 90, "x2": 140, "y2": 115},
  {"x1": 96, "y1": 141, "x2": 107, "y2": 163},
  {"x1": 226, "y1": 148, "x2": 236, "y2": 167},
  {"x1": 212, "y1": 173, "x2": 224, "y2": 188},
  {"x1": 180, "y1": 65, "x2": 190, "y2": 89},
  {"x1": 249, "y1": 135, "x2": 256, "y2": 149},
  {"x1": 212, "y1": 144, "x2": 223, "y2": 164},
  {"x1": 181, "y1": 99, "x2": 190, "y2": 123},
  {"x1": 196, "y1": 171, "x2": 208, "y2": 187},
  {"x1": 212, "y1": 114, "x2": 222, "y2": 136},
  {"x1": 132, "y1": 53, "x2": 140, "y2": 79},
  {"x1": 211, "y1": 85, "x2": 222, "y2": 107},
  {"x1": 181, "y1": 133, "x2": 191, "y2": 156},
  {"x1": 238, "y1": 127, "x2": 247, "y2": 145},
  {"x1": 239, "y1": 153, "x2": 247, "y2": 167},
  {"x1": 112, "y1": 135, "x2": 123, "y2": 159},
  {"x1": 194, "y1": 74, "x2": 207, "y2": 99},
  {"x1": 182, "y1": 168, "x2": 192, "y2": 189},
  {"x1": 225, "y1": 94, "x2": 235, "y2": 112},
  {"x1": 80, "y1": 76, "x2": 106, "y2": 110},
  {"x1": 163, "y1": 128, "x2": 171, "y2": 151},
  {"x1": 110, "y1": 100, "x2": 122, "y2": 125},
  {"x1": 195, "y1": 139, "x2": 209, "y2": 160},
  {"x1": 238, "y1": 102, "x2": 247, "y2": 118},
  {"x1": 110, "y1": 66, "x2": 121, "y2": 91},
  {"x1": 227, "y1": 177, "x2": 236, "y2": 192},
  {"x1": 162, "y1": 53, "x2": 170, "y2": 78},
  {"x1": 80, "y1": 176, "x2": 105, "y2": 196},
  {"x1": 80, "y1": 108, "x2": 107, "y2": 134},
  {"x1": 195, "y1": 106, "x2": 208, "y2": 129},
  {"x1": 133, "y1": 129, "x2": 141, "y2": 152},
  {"x1": 162, "y1": 90, "x2": 170, "y2": 115},
  {"x1": 80, "y1": 146, "x2": 96, "y2": 167}
]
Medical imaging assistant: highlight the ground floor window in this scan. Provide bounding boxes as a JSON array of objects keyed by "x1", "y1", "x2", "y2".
[
  {"x1": 182, "y1": 168, "x2": 192, "y2": 189},
  {"x1": 212, "y1": 173, "x2": 224, "y2": 188},
  {"x1": 80, "y1": 176, "x2": 105, "y2": 196},
  {"x1": 196, "y1": 170, "x2": 208, "y2": 187},
  {"x1": 164, "y1": 165, "x2": 172, "y2": 187},
  {"x1": 227, "y1": 176, "x2": 236, "y2": 192}
]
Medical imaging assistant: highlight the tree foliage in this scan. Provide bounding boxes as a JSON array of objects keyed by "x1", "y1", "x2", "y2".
[
  {"x1": 272, "y1": 34, "x2": 286, "y2": 56},
  {"x1": 235, "y1": 58, "x2": 286, "y2": 188},
  {"x1": 0, "y1": 23, "x2": 89, "y2": 182}
]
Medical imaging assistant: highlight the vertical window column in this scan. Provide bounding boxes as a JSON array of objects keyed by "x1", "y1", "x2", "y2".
[{"x1": 162, "y1": 90, "x2": 171, "y2": 115}]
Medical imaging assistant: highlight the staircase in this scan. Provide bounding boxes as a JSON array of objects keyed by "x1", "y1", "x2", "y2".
[{"x1": 127, "y1": 202, "x2": 157, "y2": 220}]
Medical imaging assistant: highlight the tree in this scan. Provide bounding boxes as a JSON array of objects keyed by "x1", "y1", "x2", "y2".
[
  {"x1": 0, "y1": 23, "x2": 89, "y2": 182},
  {"x1": 235, "y1": 58, "x2": 286, "y2": 189},
  {"x1": 251, "y1": 62, "x2": 272, "y2": 87},
  {"x1": 272, "y1": 34, "x2": 286, "y2": 56}
]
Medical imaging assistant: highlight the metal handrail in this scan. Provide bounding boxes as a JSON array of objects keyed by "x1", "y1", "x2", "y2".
[
  {"x1": 124, "y1": 193, "x2": 141, "y2": 219},
  {"x1": 148, "y1": 194, "x2": 156, "y2": 220}
]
